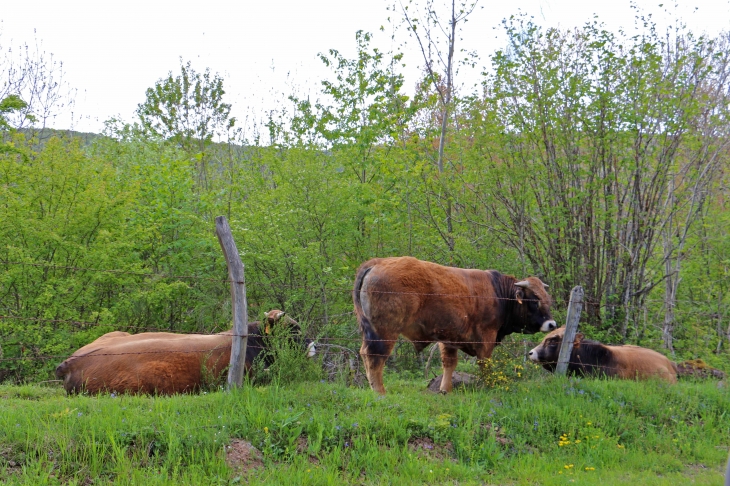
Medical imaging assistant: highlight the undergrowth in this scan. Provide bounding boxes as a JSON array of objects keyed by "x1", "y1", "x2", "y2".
[{"x1": 1, "y1": 371, "x2": 728, "y2": 485}]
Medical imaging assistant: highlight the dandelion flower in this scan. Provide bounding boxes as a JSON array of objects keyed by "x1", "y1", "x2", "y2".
[{"x1": 264, "y1": 427, "x2": 269, "y2": 434}]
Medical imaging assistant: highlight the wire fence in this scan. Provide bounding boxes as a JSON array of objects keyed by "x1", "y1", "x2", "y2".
[
  {"x1": 2, "y1": 260, "x2": 721, "y2": 307},
  {"x1": 1, "y1": 259, "x2": 727, "y2": 382}
]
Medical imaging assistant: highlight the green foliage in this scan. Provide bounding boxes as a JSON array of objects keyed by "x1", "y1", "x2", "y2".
[
  {"x1": 0, "y1": 95, "x2": 34, "y2": 131},
  {"x1": 464, "y1": 14, "x2": 730, "y2": 341},
  {"x1": 1, "y1": 11, "x2": 730, "y2": 384},
  {"x1": 136, "y1": 59, "x2": 234, "y2": 152},
  {"x1": 249, "y1": 319, "x2": 322, "y2": 387},
  {"x1": 0, "y1": 376, "x2": 728, "y2": 484}
]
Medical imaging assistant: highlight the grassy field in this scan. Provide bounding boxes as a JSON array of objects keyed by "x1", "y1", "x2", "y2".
[{"x1": 1, "y1": 371, "x2": 728, "y2": 485}]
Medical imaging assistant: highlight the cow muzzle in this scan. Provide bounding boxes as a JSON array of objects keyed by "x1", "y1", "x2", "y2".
[
  {"x1": 540, "y1": 320, "x2": 557, "y2": 332},
  {"x1": 527, "y1": 346, "x2": 541, "y2": 362}
]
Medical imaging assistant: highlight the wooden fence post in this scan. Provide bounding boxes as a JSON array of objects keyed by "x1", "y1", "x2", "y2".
[
  {"x1": 556, "y1": 285, "x2": 584, "y2": 376},
  {"x1": 215, "y1": 216, "x2": 248, "y2": 390}
]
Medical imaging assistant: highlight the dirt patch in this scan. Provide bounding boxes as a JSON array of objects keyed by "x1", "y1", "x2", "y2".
[
  {"x1": 0, "y1": 446, "x2": 22, "y2": 473},
  {"x1": 408, "y1": 437, "x2": 454, "y2": 461},
  {"x1": 225, "y1": 439, "x2": 263, "y2": 475},
  {"x1": 427, "y1": 372, "x2": 478, "y2": 393},
  {"x1": 295, "y1": 436, "x2": 321, "y2": 464},
  {"x1": 296, "y1": 436, "x2": 308, "y2": 454},
  {"x1": 482, "y1": 423, "x2": 513, "y2": 447}
]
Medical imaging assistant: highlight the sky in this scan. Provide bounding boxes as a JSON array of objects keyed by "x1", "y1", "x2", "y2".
[{"x1": 1, "y1": 0, "x2": 729, "y2": 135}]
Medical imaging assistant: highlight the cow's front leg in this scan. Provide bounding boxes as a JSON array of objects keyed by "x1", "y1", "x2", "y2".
[{"x1": 439, "y1": 343, "x2": 459, "y2": 394}]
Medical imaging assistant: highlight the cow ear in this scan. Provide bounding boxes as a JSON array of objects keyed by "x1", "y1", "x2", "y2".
[
  {"x1": 515, "y1": 288, "x2": 524, "y2": 305},
  {"x1": 573, "y1": 332, "x2": 584, "y2": 348}
]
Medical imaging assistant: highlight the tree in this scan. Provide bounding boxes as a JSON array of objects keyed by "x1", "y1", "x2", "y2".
[
  {"x1": 468, "y1": 16, "x2": 730, "y2": 342},
  {"x1": 0, "y1": 95, "x2": 32, "y2": 131},
  {"x1": 292, "y1": 30, "x2": 412, "y2": 183},
  {"x1": 400, "y1": 0, "x2": 480, "y2": 252},
  {"x1": 0, "y1": 33, "x2": 74, "y2": 133},
  {"x1": 136, "y1": 59, "x2": 235, "y2": 188}
]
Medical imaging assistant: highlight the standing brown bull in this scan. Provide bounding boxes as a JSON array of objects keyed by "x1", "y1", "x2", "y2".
[{"x1": 353, "y1": 257, "x2": 556, "y2": 394}]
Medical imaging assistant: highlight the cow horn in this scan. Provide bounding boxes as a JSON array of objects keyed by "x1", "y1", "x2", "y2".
[
  {"x1": 543, "y1": 283, "x2": 549, "y2": 289},
  {"x1": 514, "y1": 280, "x2": 530, "y2": 288}
]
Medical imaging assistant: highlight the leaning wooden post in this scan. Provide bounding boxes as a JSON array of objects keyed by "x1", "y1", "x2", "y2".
[
  {"x1": 215, "y1": 216, "x2": 248, "y2": 390},
  {"x1": 556, "y1": 286, "x2": 584, "y2": 376}
]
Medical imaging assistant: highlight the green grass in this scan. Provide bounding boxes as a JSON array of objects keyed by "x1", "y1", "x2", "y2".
[{"x1": 1, "y1": 373, "x2": 728, "y2": 485}]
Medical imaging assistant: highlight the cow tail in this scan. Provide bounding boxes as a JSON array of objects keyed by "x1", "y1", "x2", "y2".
[
  {"x1": 353, "y1": 262, "x2": 382, "y2": 349},
  {"x1": 353, "y1": 262, "x2": 389, "y2": 361}
]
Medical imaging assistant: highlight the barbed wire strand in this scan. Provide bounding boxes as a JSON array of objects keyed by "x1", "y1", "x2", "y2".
[
  {"x1": 0, "y1": 336, "x2": 693, "y2": 365},
  {"x1": 1, "y1": 352, "x2": 697, "y2": 380},
  {"x1": 1, "y1": 260, "x2": 719, "y2": 307}
]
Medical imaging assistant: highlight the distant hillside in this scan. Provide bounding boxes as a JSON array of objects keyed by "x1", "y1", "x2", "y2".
[
  {"x1": 14, "y1": 127, "x2": 247, "y2": 153},
  {"x1": 15, "y1": 127, "x2": 105, "y2": 147}
]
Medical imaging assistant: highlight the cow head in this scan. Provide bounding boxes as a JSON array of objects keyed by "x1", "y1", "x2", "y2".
[
  {"x1": 263, "y1": 309, "x2": 315, "y2": 358},
  {"x1": 527, "y1": 326, "x2": 583, "y2": 365},
  {"x1": 263, "y1": 309, "x2": 299, "y2": 334},
  {"x1": 513, "y1": 277, "x2": 556, "y2": 333}
]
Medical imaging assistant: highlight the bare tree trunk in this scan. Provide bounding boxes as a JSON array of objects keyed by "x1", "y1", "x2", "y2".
[
  {"x1": 620, "y1": 280, "x2": 632, "y2": 341},
  {"x1": 663, "y1": 179, "x2": 676, "y2": 352},
  {"x1": 437, "y1": 1, "x2": 456, "y2": 252},
  {"x1": 716, "y1": 291, "x2": 725, "y2": 353},
  {"x1": 321, "y1": 283, "x2": 329, "y2": 329},
  {"x1": 662, "y1": 258, "x2": 677, "y2": 353}
]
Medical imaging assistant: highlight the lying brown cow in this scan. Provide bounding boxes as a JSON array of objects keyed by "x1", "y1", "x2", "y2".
[
  {"x1": 353, "y1": 257, "x2": 556, "y2": 394},
  {"x1": 528, "y1": 327, "x2": 677, "y2": 383},
  {"x1": 55, "y1": 310, "x2": 316, "y2": 395}
]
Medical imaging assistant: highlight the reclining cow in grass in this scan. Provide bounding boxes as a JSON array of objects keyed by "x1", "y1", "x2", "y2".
[
  {"x1": 55, "y1": 310, "x2": 316, "y2": 395},
  {"x1": 353, "y1": 256, "x2": 556, "y2": 394},
  {"x1": 528, "y1": 326, "x2": 677, "y2": 383}
]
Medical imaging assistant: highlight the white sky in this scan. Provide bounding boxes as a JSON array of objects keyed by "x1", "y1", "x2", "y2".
[{"x1": 1, "y1": 0, "x2": 729, "y2": 135}]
